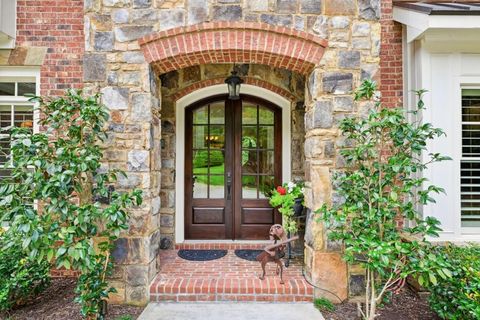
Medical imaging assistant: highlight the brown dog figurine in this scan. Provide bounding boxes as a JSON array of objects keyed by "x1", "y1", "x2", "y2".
[{"x1": 256, "y1": 224, "x2": 298, "y2": 284}]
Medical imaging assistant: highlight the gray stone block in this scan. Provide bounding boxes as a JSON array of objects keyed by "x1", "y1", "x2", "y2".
[
  {"x1": 313, "y1": 100, "x2": 333, "y2": 129},
  {"x1": 101, "y1": 87, "x2": 129, "y2": 110},
  {"x1": 130, "y1": 9, "x2": 158, "y2": 24},
  {"x1": 212, "y1": 5, "x2": 242, "y2": 21},
  {"x1": 118, "y1": 173, "x2": 142, "y2": 189},
  {"x1": 128, "y1": 150, "x2": 149, "y2": 171},
  {"x1": 300, "y1": 0, "x2": 321, "y2": 14},
  {"x1": 324, "y1": 141, "x2": 335, "y2": 158},
  {"x1": 126, "y1": 265, "x2": 149, "y2": 286},
  {"x1": 358, "y1": 0, "x2": 380, "y2": 20},
  {"x1": 83, "y1": 53, "x2": 106, "y2": 81},
  {"x1": 311, "y1": 16, "x2": 327, "y2": 38},
  {"x1": 114, "y1": 26, "x2": 154, "y2": 42},
  {"x1": 338, "y1": 51, "x2": 360, "y2": 69},
  {"x1": 123, "y1": 51, "x2": 145, "y2": 64},
  {"x1": 352, "y1": 21, "x2": 371, "y2": 37},
  {"x1": 276, "y1": 0, "x2": 297, "y2": 13},
  {"x1": 333, "y1": 96, "x2": 354, "y2": 111},
  {"x1": 188, "y1": 0, "x2": 209, "y2": 25},
  {"x1": 131, "y1": 93, "x2": 153, "y2": 122},
  {"x1": 329, "y1": 16, "x2": 349, "y2": 29},
  {"x1": 158, "y1": 9, "x2": 185, "y2": 30},
  {"x1": 349, "y1": 275, "x2": 366, "y2": 296},
  {"x1": 247, "y1": 0, "x2": 268, "y2": 11},
  {"x1": 133, "y1": 0, "x2": 151, "y2": 8},
  {"x1": 260, "y1": 14, "x2": 292, "y2": 27},
  {"x1": 94, "y1": 32, "x2": 114, "y2": 52},
  {"x1": 112, "y1": 9, "x2": 129, "y2": 23},
  {"x1": 322, "y1": 72, "x2": 353, "y2": 94}
]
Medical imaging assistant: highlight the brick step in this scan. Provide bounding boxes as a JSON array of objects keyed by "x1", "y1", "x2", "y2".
[
  {"x1": 150, "y1": 249, "x2": 313, "y2": 303},
  {"x1": 150, "y1": 277, "x2": 313, "y2": 302},
  {"x1": 175, "y1": 242, "x2": 271, "y2": 250}
]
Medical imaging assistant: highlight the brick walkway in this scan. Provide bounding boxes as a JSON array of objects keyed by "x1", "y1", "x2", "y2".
[{"x1": 150, "y1": 244, "x2": 313, "y2": 303}]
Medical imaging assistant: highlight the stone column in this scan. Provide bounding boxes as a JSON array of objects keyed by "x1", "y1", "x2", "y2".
[
  {"x1": 303, "y1": 0, "x2": 381, "y2": 302},
  {"x1": 84, "y1": 1, "x2": 162, "y2": 305}
]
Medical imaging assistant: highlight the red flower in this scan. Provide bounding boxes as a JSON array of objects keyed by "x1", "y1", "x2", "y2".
[{"x1": 277, "y1": 186, "x2": 287, "y2": 195}]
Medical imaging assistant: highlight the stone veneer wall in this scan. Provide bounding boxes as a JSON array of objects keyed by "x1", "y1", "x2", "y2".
[
  {"x1": 158, "y1": 63, "x2": 306, "y2": 245},
  {"x1": 82, "y1": 0, "x2": 386, "y2": 304}
]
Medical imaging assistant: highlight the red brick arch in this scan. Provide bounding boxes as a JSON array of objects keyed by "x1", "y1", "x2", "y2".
[{"x1": 139, "y1": 22, "x2": 327, "y2": 75}]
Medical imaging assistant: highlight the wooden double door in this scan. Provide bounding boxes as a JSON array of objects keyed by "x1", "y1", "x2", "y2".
[{"x1": 185, "y1": 95, "x2": 282, "y2": 240}]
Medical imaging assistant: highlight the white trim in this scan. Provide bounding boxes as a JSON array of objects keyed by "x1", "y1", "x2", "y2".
[{"x1": 175, "y1": 84, "x2": 292, "y2": 243}]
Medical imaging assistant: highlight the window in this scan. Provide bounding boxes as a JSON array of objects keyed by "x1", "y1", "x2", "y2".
[
  {"x1": 0, "y1": 68, "x2": 39, "y2": 180},
  {"x1": 461, "y1": 89, "x2": 480, "y2": 227}
]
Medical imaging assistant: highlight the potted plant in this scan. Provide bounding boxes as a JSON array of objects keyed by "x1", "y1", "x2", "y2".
[{"x1": 268, "y1": 181, "x2": 304, "y2": 234}]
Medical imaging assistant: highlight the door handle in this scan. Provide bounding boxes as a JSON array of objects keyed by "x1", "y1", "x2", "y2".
[{"x1": 226, "y1": 172, "x2": 232, "y2": 200}]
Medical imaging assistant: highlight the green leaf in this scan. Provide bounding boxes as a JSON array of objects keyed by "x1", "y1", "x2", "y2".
[
  {"x1": 22, "y1": 139, "x2": 32, "y2": 147},
  {"x1": 429, "y1": 273, "x2": 438, "y2": 286}
]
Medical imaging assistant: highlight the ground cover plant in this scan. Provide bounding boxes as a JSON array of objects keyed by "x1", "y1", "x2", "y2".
[
  {"x1": 0, "y1": 230, "x2": 51, "y2": 312},
  {"x1": 427, "y1": 244, "x2": 480, "y2": 319},
  {"x1": 319, "y1": 80, "x2": 452, "y2": 319},
  {"x1": 0, "y1": 90, "x2": 142, "y2": 319}
]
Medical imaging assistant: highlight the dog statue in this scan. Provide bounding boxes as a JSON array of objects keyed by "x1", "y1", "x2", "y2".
[{"x1": 256, "y1": 224, "x2": 298, "y2": 284}]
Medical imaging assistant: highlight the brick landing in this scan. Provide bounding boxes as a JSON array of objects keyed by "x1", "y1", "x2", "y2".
[{"x1": 150, "y1": 249, "x2": 313, "y2": 302}]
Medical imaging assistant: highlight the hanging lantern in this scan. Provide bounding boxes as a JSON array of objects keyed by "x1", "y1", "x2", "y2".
[{"x1": 225, "y1": 70, "x2": 243, "y2": 100}]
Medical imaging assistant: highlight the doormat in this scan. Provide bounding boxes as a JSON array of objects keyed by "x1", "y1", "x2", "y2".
[
  {"x1": 234, "y1": 249, "x2": 265, "y2": 262},
  {"x1": 177, "y1": 249, "x2": 227, "y2": 261}
]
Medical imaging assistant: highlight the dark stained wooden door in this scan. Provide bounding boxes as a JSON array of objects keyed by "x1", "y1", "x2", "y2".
[{"x1": 185, "y1": 95, "x2": 282, "y2": 240}]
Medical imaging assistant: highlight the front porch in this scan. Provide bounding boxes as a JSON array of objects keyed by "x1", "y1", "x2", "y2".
[{"x1": 150, "y1": 243, "x2": 313, "y2": 303}]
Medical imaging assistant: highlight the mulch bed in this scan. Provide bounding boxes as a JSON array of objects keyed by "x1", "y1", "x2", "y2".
[
  {"x1": 1, "y1": 278, "x2": 144, "y2": 320},
  {"x1": 322, "y1": 288, "x2": 440, "y2": 320}
]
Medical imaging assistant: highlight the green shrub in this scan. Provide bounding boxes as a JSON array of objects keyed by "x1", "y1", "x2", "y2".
[
  {"x1": 0, "y1": 231, "x2": 51, "y2": 311},
  {"x1": 314, "y1": 297, "x2": 335, "y2": 312},
  {"x1": 428, "y1": 244, "x2": 480, "y2": 320}
]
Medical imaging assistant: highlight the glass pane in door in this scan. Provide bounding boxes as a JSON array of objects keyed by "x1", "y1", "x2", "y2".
[
  {"x1": 241, "y1": 102, "x2": 276, "y2": 199},
  {"x1": 192, "y1": 102, "x2": 226, "y2": 199}
]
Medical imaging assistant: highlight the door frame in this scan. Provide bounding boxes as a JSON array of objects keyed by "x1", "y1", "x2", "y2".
[{"x1": 175, "y1": 84, "x2": 292, "y2": 243}]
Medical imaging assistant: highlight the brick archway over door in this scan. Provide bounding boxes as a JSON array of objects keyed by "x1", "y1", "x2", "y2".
[{"x1": 139, "y1": 22, "x2": 327, "y2": 75}]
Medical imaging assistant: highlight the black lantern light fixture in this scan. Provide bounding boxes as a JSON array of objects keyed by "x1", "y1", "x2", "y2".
[{"x1": 225, "y1": 69, "x2": 243, "y2": 100}]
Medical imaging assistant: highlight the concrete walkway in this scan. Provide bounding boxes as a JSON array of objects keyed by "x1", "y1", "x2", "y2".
[{"x1": 138, "y1": 302, "x2": 325, "y2": 320}]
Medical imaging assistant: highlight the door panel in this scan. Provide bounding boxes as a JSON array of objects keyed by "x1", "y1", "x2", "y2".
[{"x1": 185, "y1": 95, "x2": 281, "y2": 240}]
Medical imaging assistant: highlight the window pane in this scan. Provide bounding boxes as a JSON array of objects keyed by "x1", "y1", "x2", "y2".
[
  {"x1": 242, "y1": 104, "x2": 257, "y2": 125},
  {"x1": 210, "y1": 102, "x2": 224, "y2": 124},
  {"x1": 0, "y1": 138, "x2": 10, "y2": 164},
  {"x1": 193, "y1": 175, "x2": 208, "y2": 198},
  {"x1": 242, "y1": 149, "x2": 257, "y2": 174},
  {"x1": 209, "y1": 150, "x2": 225, "y2": 169},
  {"x1": 193, "y1": 150, "x2": 209, "y2": 171},
  {"x1": 259, "y1": 175, "x2": 275, "y2": 199},
  {"x1": 193, "y1": 105, "x2": 208, "y2": 124},
  {"x1": 14, "y1": 105, "x2": 34, "y2": 128},
  {"x1": 258, "y1": 126, "x2": 274, "y2": 149},
  {"x1": 242, "y1": 126, "x2": 257, "y2": 148},
  {"x1": 209, "y1": 175, "x2": 224, "y2": 199},
  {"x1": 17, "y1": 82, "x2": 36, "y2": 96},
  {"x1": 461, "y1": 89, "x2": 480, "y2": 227},
  {"x1": 242, "y1": 175, "x2": 257, "y2": 199},
  {"x1": 193, "y1": 125, "x2": 208, "y2": 149},
  {"x1": 259, "y1": 106, "x2": 274, "y2": 125},
  {"x1": 209, "y1": 125, "x2": 225, "y2": 149},
  {"x1": 258, "y1": 150, "x2": 274, "y2": 174},
  {"x1": 0, "y1": 105, "x2": 11, "y2": 128},
  {"x1": 0, "y1": 83, "x2": 15, "y2": 96}
]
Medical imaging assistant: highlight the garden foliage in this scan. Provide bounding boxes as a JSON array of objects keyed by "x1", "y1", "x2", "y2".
[
  {"x1": 269, "y1": 182, "x2": 304, "y2": 233},
  {"x1": 428, "y1": 244, "x2": 480, "y2": 320},
  {"x1": 318, "y1": 80, "x2": 452, "y2": 319},
  {"x1": 0, "y1": 90, "x2": 142, "y2": 319},
  {"x1": 0, "y1": 230, "x2": 51, "y2": 312}
]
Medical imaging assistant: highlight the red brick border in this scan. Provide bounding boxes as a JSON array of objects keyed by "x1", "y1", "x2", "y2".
[
  {"x1": 139, "y1": 22, "x2": 327, "y2": 75},
  {"x1": 170, "y1": 77, "x2": 297, "y2": 102}
]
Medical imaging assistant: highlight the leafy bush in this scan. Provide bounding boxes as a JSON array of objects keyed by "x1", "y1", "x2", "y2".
[
  {"x1": 428, "y1": 244, "x2": 480, "y2": 320},
  {"x1": 318, "y1": 80, "x2": 451, "y2": 319},
  {"x1": 314, "y1": 297, "x2": 335, "y2": 312},
  {"x1": 0, "y1": 90, "x2": 142, "y2": 319},
  {"x1": 0, "y1": 231, "x2": 50, "y2": 311}
]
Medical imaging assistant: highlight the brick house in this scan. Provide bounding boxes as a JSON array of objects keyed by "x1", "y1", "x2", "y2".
[{"x1": 0, "y1": 0, "x2": 479, "y2": 306}]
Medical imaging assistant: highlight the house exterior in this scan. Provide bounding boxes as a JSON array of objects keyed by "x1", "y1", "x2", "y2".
[{"x1": 0, "y1": 0, "x2": 478, "y2": 306}]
